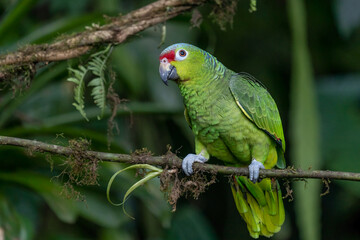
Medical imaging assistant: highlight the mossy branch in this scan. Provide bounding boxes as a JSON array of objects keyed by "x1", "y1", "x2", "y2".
[
  {"x1": 1, "y1": 135, "x2": 359, "y2": 181},
  {"x1": 0, "y1": 0, "x2": 208, "y2": 79}
]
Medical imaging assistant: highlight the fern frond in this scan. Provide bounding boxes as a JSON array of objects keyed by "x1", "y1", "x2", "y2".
[
  {"x1": 67, "y1": 66, "x2": 89, "y2": 121},
  {"x1": 88, "y1": 77, "x2": 105, "y2": 120},
  {"x1": 88, "y1": 44, "x2": 113, "y2": 120}
]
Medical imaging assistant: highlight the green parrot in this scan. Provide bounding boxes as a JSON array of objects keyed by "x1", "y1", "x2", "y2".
[{"x1": 159, "y1": 43, "x2": 285, "y2": 238}]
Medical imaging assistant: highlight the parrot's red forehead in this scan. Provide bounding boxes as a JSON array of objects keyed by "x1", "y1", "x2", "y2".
[{"x1": 159, "y1": 49, "x2": 175, "y2": 62}]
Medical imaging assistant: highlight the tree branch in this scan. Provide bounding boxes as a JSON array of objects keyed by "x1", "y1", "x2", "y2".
[
  {"x1": 1, "y1": 135, "x2": 359, "y2": 181},
  {"x1": 0, "y1": 0, "x2": 207, "y2": 79}
]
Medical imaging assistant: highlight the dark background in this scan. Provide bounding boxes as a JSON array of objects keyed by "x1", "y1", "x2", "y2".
[{"x1": 0, "y1": 0, "x2": 360, "y2": 239}]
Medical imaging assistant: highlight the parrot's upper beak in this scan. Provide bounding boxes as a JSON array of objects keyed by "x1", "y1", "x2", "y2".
[{"x1": 159, "y1": 59, "x2": 179, "y2": 86}]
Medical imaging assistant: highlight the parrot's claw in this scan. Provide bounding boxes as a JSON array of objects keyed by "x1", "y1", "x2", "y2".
[
  {"x1": 182, "y1": 153, "x2": 208, "y2": 176},
  {"x1": 249, "y1": 159, "x2": 265, "y2": 183}
]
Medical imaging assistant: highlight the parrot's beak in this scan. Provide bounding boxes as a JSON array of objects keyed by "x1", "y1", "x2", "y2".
[{"x1": 159, "y1": 61, "x2": 178, "y2": 86}]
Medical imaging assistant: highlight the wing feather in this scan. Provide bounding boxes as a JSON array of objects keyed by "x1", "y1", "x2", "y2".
[
  {"x1": 184, "y1": 108, "x2": 192, "y2": 129},
  {"x1": 229, "y1": 73, "x2": 285, "y2": 151}
]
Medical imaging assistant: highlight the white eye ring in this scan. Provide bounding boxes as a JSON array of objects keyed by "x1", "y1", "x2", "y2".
[{"x1": 175, "y1": 49, "x2": 188, "y2": 61}]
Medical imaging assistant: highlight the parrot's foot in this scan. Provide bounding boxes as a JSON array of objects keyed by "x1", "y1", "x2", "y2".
[
  {"x1": 182, "y1": 153, "x2": 208, "y2": 176},
  {"x1": 249, "y1": 159, "x2": 265, "y2": 183}
]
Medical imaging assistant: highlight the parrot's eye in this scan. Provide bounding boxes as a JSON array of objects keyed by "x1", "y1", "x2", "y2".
[
  {"x1": 179, "y1": 50, "x2": 186, "y2": 56},
  {"x1": 175, "y1": 49, "x2": 188, "y2": 61}
]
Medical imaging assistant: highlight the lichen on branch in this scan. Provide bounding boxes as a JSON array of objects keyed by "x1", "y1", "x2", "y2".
[
  {"x1": 1, "y1": 135, "x2": 359, "y2": 182},
  {"x1": 0, "y1": 0, "x2": 208, "y2": 81}
]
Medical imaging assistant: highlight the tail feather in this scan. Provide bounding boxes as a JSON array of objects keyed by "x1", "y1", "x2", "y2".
[
  {"x1": 265, "y1": 191, "x2": 277, "y2": 215},
  {"x1": 231, "y1": 185, "x2": 249, "y2": 214},
  {"x1": 247, "y1": 192, "x2": 263, "y2": 224},
  {"x1": 231, "y1": 185, "x2": 261, "y2": 239},
  {"x1": 275, "y1": 182, "x2": 285, "y2": 226},
  {"x1": 247, "y1": 223, "x2": 260, "y2": 239},
  {"x1": 260, "y1": 223, "x2": 273, "y2": 237},
  {"x1": 232, "y1": 176, "x2": 285, "y2": 239},
  {"x1": 246, "y1": 193, "x2": 261, "y2": 232},
  {"x1": 237, "y1": 177, "x2": 267, "y2": 207},
  {"x1": 263, "y1": 205, "x2": 281, "y2": 233}
]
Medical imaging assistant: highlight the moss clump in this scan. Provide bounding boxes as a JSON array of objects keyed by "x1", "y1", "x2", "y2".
[
  {"x1": 160, "y1": 166, "x2": 217, "y2": 212},
  {"x1": 64, "y1": 138, "x2": 99, "y2": 186},
  {"x1": 210, "y1": 0, "x2": 238, "y2": 31}
]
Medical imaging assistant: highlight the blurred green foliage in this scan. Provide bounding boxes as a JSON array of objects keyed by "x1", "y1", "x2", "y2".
[
  {"x1": 0, "y1": 0, "x2": 360, "y2": 240},
  {"x1": 288, "y1": 1, "x2": 321, "y2": 240}
]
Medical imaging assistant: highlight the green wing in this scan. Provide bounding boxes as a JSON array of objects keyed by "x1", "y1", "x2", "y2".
[
  {"x1": 229, "y1": 73, "x2": 285, "y2": 152},
  {"x1": 184, "y1": 108, "x2": 192, "y2": 129}
]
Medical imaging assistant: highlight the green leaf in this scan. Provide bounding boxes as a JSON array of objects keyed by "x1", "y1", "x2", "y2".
[
  {"x1": 0, "y1": 0, "x2": 40, "y2": 44},
  {"x1": 0, "y1": 194, "x2": 31, "y2": 240},
  {"x1": 88, "y1": 44, "x2": 113, "y2": 120},
  {"x1": 0, "y1": 62, "x2": 67, "y2": 128},
  {"x1": 249, "y1": 0, "x2": 257, "y2": 13},
  {"x1": 67, "y1": 65, "x2": 89, "y2": 121},
  {"x1": 166, "y1": 206, "x2": 218, "y2": 240},
  {"x1": 100, "y1": 228, "x2": 133, "y2": 240},
  {"x1": 0, "y1": 171, "x2": 78, "y2": 223},
  {"x1": 106, "y1": 164, "x2": 163, "y2": 219},
  {"x1": 75, "y1": 190, "x2": 128, "y2": 228}
]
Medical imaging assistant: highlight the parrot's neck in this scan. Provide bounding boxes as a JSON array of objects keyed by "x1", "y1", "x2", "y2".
[
  {"x1": 178, "y1": 55, "x2": 229, "y2": 88},
  {"x1": 177, "y1": 62, "x2": 234, "y2": 112}
]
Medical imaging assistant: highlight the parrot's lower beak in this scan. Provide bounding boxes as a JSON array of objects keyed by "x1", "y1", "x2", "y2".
[{"x1": 159, "y1": 62, "x2": 179, "y2": 86}]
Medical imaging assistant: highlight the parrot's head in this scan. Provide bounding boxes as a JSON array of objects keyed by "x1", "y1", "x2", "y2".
[{"x1": 159, "y1": 43, "x2": 207, "y2": 85}]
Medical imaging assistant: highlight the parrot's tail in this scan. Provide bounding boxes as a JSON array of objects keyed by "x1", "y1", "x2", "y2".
[{"x1": 231, "y1": 176, "x2": 285, "y2": 239}]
